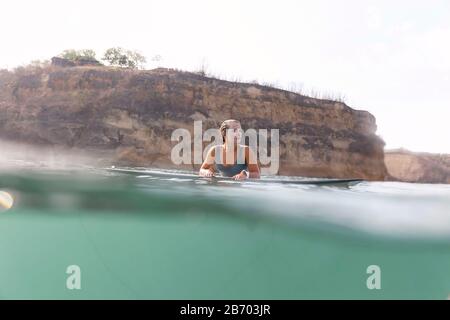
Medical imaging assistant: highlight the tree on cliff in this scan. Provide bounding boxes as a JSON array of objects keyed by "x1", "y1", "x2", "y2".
[
  {"x1": 59, "y1": 49, "x2": 97, "y2": 61},
  {"x1": 102, "y1": 47, "x2": 147, "y2": 69}
]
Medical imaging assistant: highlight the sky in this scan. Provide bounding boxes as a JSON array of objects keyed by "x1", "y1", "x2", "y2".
[{"x1": 1, "y1": 0, "x2": 449, "y2": 153}]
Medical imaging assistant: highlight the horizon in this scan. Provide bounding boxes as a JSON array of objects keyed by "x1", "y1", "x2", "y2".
[{"x1": 1, "y1": 0, "x2": 449, "y2": 153}]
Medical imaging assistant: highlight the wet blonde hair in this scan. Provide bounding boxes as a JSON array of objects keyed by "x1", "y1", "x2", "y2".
[{"x1": 219, "y1": 119, "x2": 241, "y2": 142}]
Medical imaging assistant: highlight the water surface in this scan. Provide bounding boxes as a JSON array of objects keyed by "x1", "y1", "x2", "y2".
[{"x1": 0, "y1": 165, "x2": 449, "y2": 299}]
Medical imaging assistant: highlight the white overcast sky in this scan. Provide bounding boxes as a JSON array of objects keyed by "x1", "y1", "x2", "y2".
[{"x1": 1, "y1": 0, "x2": 449, "y2": 153}]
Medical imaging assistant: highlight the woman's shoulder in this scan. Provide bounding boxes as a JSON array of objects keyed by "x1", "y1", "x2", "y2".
[{"x1": 239, "y1": 144, "x2": 250, "y2": 153}]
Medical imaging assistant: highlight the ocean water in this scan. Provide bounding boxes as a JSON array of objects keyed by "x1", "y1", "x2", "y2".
[{"x1": 0, "y1": 165, "x2": 450, "y2": 299}]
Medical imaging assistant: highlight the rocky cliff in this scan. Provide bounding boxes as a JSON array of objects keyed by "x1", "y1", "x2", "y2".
[
  {"x1": 385, "y1": 149, "x2": 450, "y2": 184},
  {"x1": 0, "y1": 64, "x2": 388, "y2": 179}
]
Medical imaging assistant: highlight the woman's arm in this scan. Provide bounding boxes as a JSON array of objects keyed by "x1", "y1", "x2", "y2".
[
  {"x1": 199, "y1": 146, "x2": 216, "y2": 177},
  {"x1": 246, "y1": 146, "x2": 260, "y2": 179}
]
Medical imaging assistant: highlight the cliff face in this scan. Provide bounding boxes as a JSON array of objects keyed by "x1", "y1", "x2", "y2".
[
  {"x1": 385, "y1": 149, "x2": 450, "y2": 184},
  {"x1": 0, "y1": 65, "x2": 388, "y2": 179}
]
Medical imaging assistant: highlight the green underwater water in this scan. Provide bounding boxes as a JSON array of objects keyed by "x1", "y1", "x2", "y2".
[{"x1": 1, "y1": 167, "x2": 450, "y2": 299}]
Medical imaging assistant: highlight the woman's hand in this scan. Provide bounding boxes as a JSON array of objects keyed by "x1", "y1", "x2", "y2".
[
  {"x1": 232, "y1": 170, "x2": 249, "y2": 180},
  {"x1": 199, "y1": 168, "x2": 215, "y2": 177}
]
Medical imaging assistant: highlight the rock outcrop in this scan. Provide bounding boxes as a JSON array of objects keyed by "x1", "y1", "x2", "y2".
[
  {"x1": 51, "y1": 56, "x2": 102, "y2": 67},
  {"x1": 385, "y1": 149, "x2": 450, "y2": 184},
  {"x1": 0, "y1": 65, "x2": 388, "y2": 179}
]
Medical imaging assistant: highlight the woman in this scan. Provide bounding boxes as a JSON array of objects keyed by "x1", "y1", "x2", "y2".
[{"x1": 199, "y1": 119, "x2": 260, "y2": 180}]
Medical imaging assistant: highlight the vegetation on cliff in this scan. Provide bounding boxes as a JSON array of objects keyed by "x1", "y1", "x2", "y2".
[{"x1": 51, "y1": 48, "x2": 147, "y2": 69}]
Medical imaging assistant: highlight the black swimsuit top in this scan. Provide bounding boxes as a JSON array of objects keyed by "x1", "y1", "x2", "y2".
[{"x1": 214, "y1": 145, "x2": 248, "y2": 177}]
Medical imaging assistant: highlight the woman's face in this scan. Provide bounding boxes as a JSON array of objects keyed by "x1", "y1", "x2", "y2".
[{"x1": 225, "y1": 122, "x2": 243, "y2": 143}]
